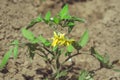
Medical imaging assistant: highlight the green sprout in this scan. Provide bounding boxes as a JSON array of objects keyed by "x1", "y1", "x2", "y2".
[{"x1": 0, "y1": 40, "x2": 19, "y2": 69}]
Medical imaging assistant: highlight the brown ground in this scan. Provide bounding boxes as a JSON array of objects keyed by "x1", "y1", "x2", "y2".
[{"x1": 0, "y1": 0, "x2": 120, "y2": 80}]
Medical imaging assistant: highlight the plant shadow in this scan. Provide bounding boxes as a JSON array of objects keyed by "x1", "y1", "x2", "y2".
[
  {"x1": 0, "y1": 67, "x2": 9, "y2": 74},
  {"x1": 35, "y1": 63, "x2": 82, "y2": 80}
]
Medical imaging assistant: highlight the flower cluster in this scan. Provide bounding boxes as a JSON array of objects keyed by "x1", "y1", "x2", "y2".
[{"x1": 51, "y1": 32, "x2": 74, "y2": 47}]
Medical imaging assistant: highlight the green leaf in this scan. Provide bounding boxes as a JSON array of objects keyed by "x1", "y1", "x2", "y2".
[
  {"x1": 37, "y1": 35, "x2": 51, "y2": 46},
  {"x1": 68, "y1": 22, "x2": 75, "y2": 27},
  {"x1": 64, "y1": 15, "x2": 71, "y2": 19},
  {"x1": 52, "y1": 46, "x2": 58, "y2": 52},
  {"x1": 12, "y1": 40, "x2": 19, "y2": 59},
  {"x1": 36, "y1": 15, "x2": 43, "y2": 22},
  {"x1": 78, "y1": 70, "x2": 94, "y2": 80},
  {"x1": 91, "y1": 48, "x2": 104, "y2": 63},
  {"x1": 78, "y1": 30, "x2": 89, "y2": 47},
  {"x1": 65, "y1": 45, "x2": 74, "y2": 56},
  {"x1": 94, "y1": 54, "x2": 104, "y2": 63},
  {"x1": 103, "y1": 53, "x2": 110, "y2": 64},
  {"x1": 0, "y1": 49, "x2": 13, "y2": 69},
  {"x1": 53, "y1": 16, "x2": 60, "y2": 24},
  {"x1": 78, "y1": 70, "x2": 88, "y2": 80},
  {"x1": 44, "y1": 78, "x2": 49, "y2": 80},
  {"x1": 11, "y1": 40, "x2": 18, "y2": 45},
  {"x1": 91, "y1": 47, "x2": 113, "y2": 68},
  {"x1": 113, "y1": 69, "x2": 120, "y2": 72},
  {"x1": 13, "y1": 46, "x2": 18, "y2": 59},
  {"x1": 72, "y1": 17, "x2": 85, "y2": 23},
  {"x1": 21, "y1": 28, "x2": 36, "y2": 43},
  {"x1": 32, "y1": 38, "x2": 40, "y2": 43},
  {"x1": 27, "y1": 15, "x2": 43, "y2": 29},
  {"x1": 55, "y1": 70, "x2": 67, "y2": 79},
  {"x1": 67, "y1": 44, "x2": 74, "y2": 52},
  {"x1": 38, "y1": 35, "x2": 46, "y2": 43},
  {"x1": 68, "y1": 22, "x2": 75, "y2": 33},
  {"x1": 59, "y1": 4, "x2": 69, "y2": 19},
  {"x1": 44, "y1": 41, "x2": 51, "y2": 46},
  {"x1": 44, "y1": 11, "x2": 51, "y2": 23}
]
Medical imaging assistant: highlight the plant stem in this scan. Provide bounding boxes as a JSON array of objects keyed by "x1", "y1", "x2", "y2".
[
  {"x1": 43, "y1": 46, "x2": 55, "y2": 56},
  {"x1": 62, "y1": 52, "x2": 81, "y2": 65}
]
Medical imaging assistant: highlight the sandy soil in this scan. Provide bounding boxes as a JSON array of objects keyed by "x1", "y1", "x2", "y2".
[{"x1": 0, "y1": 0, "x2": 120, "y2": 80}]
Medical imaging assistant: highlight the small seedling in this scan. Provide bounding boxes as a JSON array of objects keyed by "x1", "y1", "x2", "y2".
[{"x1": 0, "y1": 4, "x2": 119, "y2": 80}]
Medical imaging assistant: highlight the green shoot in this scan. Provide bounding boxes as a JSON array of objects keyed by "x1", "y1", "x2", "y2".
[
  {"x1": 78, "y1": 30, "x2": 89, "y2": 47},
  {"x1": 0, "y1": 49, "x2": 13, "y2": 69}
]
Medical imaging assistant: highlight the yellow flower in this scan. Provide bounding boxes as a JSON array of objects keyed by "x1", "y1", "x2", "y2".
[
  {"x1": 65, "y1": 39, "x2": 74, "y2": 46},
  {"x1": 51, "y1": 32, "x2": 74, "y2": 47}
]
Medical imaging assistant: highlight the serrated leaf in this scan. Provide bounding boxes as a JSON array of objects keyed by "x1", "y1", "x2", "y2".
[
  {"x1": 78, "y1": 30, "x2": 89, "y2": 47},
  {"x1": 44, "y1": 11, "x2": 51, "y2": 23},
  {"x1": 0, "y1": 49, "x2": 13, "y2": 69},
  {"x1": 21, "y1": 28, "x2": 36, "y2": 43},
  {"x1": 59, "y1": 4, "x2": 69, "y2": 19}
]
